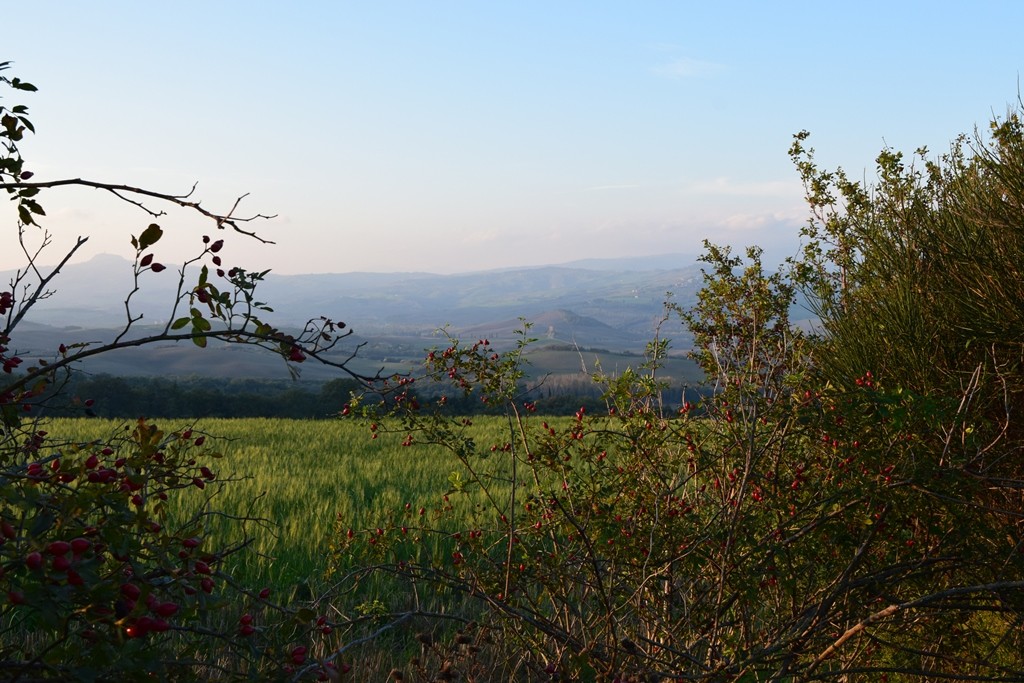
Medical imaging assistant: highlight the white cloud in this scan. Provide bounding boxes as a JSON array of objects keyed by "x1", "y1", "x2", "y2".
[
  {"x1": 583, "y1": 183, "x2": 640, "y2": 192},
  {"x1": 685, "y1": 177, "x2": 802, "y2": 198},
  {"x1": 462, "y1": 229, "x2": 501, "y2": 245},
  {"x1": 718, "y1": 210, "x2": 804, "y2": 232},
  {"x1": 654, "y1": 57, "x2": 727, "y2": 79}
]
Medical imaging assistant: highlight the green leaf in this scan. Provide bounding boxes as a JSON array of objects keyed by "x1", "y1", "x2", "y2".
[
  {"x1": 171, "y1": 317, "x2": 191, "y2": 330},
  {"x1": 18, "y1": 204, "x2": 34, "y2": 225},
  {"x1": 0, "y1": 403, "x2": 21, "y2": 429},
  {"x1": 137, "y1": 223, "x2": 163, "y2": 250},
  {"x1": 10, "y1": 78, "x2": 38, "y2": 91},
  {"x1": 29, "y1": 509, "x2": 56, "y2": 537},
  {"x1": 191, "y1": 335, "x2": 207, "y2": 348}
]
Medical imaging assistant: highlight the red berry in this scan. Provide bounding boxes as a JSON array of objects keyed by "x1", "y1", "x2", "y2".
[
  {"x1": 47, "y1": 541, "x2": 71, "y2": 556},
  {"x1": 153, "y1": 602, "x2": 179, "y2": 617},
  {"x1": 25, "y1": 552, "x2": 43, "y2": 570},
  {"x1": 120, "y1": 583, "x2": 142, "y2": 600},
  {"x1": 127, "y1": 616, "x2": 155, "y2": 638}
]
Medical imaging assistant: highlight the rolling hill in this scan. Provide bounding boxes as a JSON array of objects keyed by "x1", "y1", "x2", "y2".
[{"x1": 3, "y1": 253, "x2": 707, "y2": 383}]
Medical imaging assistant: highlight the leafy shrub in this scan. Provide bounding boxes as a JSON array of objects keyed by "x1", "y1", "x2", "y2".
[{"x1": 335, "y1": 111, "x2": 1024, "y2": 681}]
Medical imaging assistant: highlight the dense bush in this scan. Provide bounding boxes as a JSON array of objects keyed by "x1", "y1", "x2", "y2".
[{"x1": 334, "y1": 110, "x2": 1024, "y2": 681}]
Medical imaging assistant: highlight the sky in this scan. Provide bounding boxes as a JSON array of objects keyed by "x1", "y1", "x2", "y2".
[{"x1": 3, "y1": 2, "x2": 1024, "y2": 275}]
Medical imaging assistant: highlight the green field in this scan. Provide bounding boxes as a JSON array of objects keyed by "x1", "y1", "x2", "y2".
[{"x1": 44, "y1": 416, "x2": 521, "y2": 591}]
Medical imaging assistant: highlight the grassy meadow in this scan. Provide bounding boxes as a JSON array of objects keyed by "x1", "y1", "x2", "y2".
[{"x1": 44, "y1": 416, "x2": 521, "y2": 591}]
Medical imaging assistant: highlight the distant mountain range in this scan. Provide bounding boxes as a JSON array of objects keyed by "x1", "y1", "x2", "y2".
[{"x1": 4, "y1": 253, "x2": 709, "y2": 381}]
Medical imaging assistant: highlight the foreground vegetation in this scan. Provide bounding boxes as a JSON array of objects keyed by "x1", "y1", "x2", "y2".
[{"x1": 3, "y1": 63, "x2": 1024, "y2": 680}]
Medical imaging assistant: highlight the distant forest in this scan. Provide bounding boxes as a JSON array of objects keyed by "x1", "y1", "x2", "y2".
[
  {"x1": 36, "y1": 375, "x2": 361, "y2": 420},
  {"x1": 31, "y1": 373, "x2": 689, "y2": 419}
]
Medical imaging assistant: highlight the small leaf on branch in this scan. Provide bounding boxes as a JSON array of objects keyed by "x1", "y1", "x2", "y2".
[
  {"x1": 137, "y1": 223, "x2": 163, "y2": 250},
  {"x1": 10, "y1": 78, "x2": 38, "y2": 91},
  {"x1": 150, "y1": 263, "x2": 166, "y2": 273},
  {"x1": 171, "y1": 317, "x2": 191, "y2": 330},
  {"x1": 140, "y1": 254, "x2": 154, "y2": 267},
  {"x1": 191, "y1": 335, "x2": 207, "y2": 349}
]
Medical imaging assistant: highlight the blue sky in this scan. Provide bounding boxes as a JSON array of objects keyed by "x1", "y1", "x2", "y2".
[{"x1": 3, "y1": 2, "x2": 1023, "y2": 274}]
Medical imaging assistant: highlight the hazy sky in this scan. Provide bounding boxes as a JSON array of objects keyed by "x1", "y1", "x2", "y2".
[{"x1": 3, "y1": 2, "x2": 1023, "y2": 274}]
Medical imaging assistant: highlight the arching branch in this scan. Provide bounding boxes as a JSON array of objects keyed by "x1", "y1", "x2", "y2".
[{"x1": 1, "y1": 178, "x2": 277, "y2": 243}]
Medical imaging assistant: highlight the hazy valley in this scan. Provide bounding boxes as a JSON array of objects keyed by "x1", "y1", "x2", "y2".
[{"x1": 6, "y1": 252, "x2": 709, "y2": 385}]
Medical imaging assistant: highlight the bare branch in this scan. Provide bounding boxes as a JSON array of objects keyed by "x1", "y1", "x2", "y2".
[
  {"x1": 1, "y1": 178, "x2": 277, "y2": 243},
  {"x1": 808, "y1": 581, "x2": 1024, "y2": 672}
]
